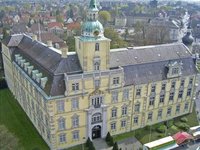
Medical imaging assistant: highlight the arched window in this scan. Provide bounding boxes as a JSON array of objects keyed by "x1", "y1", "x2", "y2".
[
  {"x1": 92, "y1": 113, "x2": 102, "y2": 124},
  {"x1": 58, "y1": 117, "x2": 65, "y2": 130},
  {"x1": 94, "y1": 62, "x2": 100, "y2": 71},
  {"x1": 93, "y1": 14, "x2": 96, "y2": 20}
]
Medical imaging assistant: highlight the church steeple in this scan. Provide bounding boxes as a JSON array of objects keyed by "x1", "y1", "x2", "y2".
[
  {"x1": 182, "y1": 19, "x2": 194, "y2": 47},
  {"x1": 75, "y1": 0, "x2": 111, "y2": 72},
  {"x1": 81, "y1": 0, "x2": 104, "y2": 38}
]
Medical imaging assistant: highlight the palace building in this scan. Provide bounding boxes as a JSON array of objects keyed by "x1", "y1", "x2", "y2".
[{"x1": 1, "y1": 0, "x2": 198, "y2": 149}]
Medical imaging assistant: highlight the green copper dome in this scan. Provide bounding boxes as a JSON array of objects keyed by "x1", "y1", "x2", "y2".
[{"x1": 81, "y1": 20, "x2": 104, "y2": 38}]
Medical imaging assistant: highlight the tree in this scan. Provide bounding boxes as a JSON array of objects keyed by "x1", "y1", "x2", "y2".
[
  {"x1": 56, "y1": 15, "x2": 64, "y2": 23},
  {"x1": 0, "y1": 125, "x2": 21, "y2": 149},
  {"x1": 86, "y1": 137, "x2": 92, "y2": 147},
  {"x1": 104, "y1": 28, "x2": 128, "y2": 49},
  {"x1": 99, "y1": 11, "x2": 111, "y2": 26},
  {"x1": 65, "y1": 36, "x2": 75, "y2": 52},
  {"x1": 3, "y1": 28, "x2": 9, "y2": 40},
  {"x1": 105, "y1": 132, "x2": 111, "y2": 142},
  {"x1": 105, "y1": 132, "x2": 114, "y2": 146},
  {"x1": 112, "y1": 142, "x2": 119, "y2": 150}
]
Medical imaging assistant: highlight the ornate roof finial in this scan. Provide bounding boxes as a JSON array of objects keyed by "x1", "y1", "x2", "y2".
[{"x1": 89, "y1": 0, "x2": 98, "y2": 10}]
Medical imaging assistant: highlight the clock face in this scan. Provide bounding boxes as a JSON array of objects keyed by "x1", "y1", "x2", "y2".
[{"x1": 93, "y1": 30, "x2": 99, "y2": 36}]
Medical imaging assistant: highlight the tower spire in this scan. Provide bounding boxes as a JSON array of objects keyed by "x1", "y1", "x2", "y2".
[{"x1": 89, "y1": 0, "x2": 98, "y2": 10}]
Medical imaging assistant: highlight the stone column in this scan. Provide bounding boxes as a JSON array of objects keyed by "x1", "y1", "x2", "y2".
[{"x1": 87, "y1": 109, "x2": 92, "y2": 140}]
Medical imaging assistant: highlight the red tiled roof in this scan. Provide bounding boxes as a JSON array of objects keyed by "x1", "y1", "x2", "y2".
[
  {"x1": 172, "y1": 132, "x2": 193, "y2": 145},
  {"x1": 66, "y1": 22, "x2": 80, "y2": 30},
  {"x1": 48, "y1": 22, "x2": 63, "y2": 28}
]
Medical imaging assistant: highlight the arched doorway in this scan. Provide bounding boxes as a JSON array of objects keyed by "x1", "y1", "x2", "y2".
[{"x1": 92, "y1": 125, "x2": 101, "y2": 139}]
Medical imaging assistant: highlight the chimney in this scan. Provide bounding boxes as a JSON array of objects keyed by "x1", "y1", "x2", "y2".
[
  {"x1": 47, "y1": 40, "x2": 53, "y2": 47},
  {"x1": 32, "y1": 34, "x2": 37, "y2": 41},
  {"x1": 61, "y1": 47, "x2": 68, "y2": 58}
]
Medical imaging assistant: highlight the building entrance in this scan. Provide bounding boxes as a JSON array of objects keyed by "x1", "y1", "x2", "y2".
[{"x1": 92, "y1": 125, "x2": 101, "y2": 139}]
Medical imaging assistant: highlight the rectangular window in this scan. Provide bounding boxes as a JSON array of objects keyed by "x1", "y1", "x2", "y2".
[
  {"x1": 111, "y1": 108, "x2": 117, "y2": 118},
  {"x1": 123, "y1": 89, "x2": 129, "y2": 100},
  {"x1": 171, "y1": 81, "x2": 176, "y2": 89},
  {"x1": 158, "y1": 109, "x2": 162, "y2": 118},
  {"x1": 180, "y1": 79, "x2": 185, "y2": 87},
  {"x1": 151, "y1": 85, "x2": 156, "y2": 93},
  {"x1": 58, "y1": 118, "x2": 65, "y2": 130},
  {"x1": 159, "y1": 94, "x2": 165, "y2": 103},
  {"x1": 59, "y1": 133, "x2": 66, "y2": 143},
  {"x1": 112, "y1": 91, "x2": 118, "y2": 102},
  {"x1": 167, "y1": 107, "x2": 172, "y2": 116},
  {"x1": 149, "y1": 96, "x2": 155, "y2": 106},
  {"x1": 189, "y1": 78, "x2": 193, "y2": 85},
  {"x1": 72, "y1": 116, "x2": 79, "y2": 128},
  {"x1": 72, "y1": 83, "x2": 79, "y2": 91},
  {"x1": 161, "y1": 83, "x2": 166, "y2": 91},
  {"x1": 57, "y1": 100, "x2": 65, "y2": 113},
  {"x1": 176, "y1": 105, "x2": 180, "y2": 114},
  {"x1": 121, "y1": 120, "x2": 126, "y2": 127},
  {"x1": 136, "y1": 88, "x2": 141, "y2": 97},
  {"x1": 178, "y1": 90, "x2": 183, "y2": 99},
  {"x1": 95, "y1": 43, "x2": 99, "y2": 51},
  {"x1": 172, "y1": 68, "x2": 179, "y2": 75},
  {"x1": 72, "y1": 98, "x2": 79, "y2": 110},
  {"x1": 148, "y1": 112, "x2": 153, "y2": 121},
  {"x1": 184, "y1": 103, "x2": 189, "y2": 111},
  {"x1": 113, "y1": 77, "x2": 119, "y2": 85},
  {"x1": 169, "y1": 92, "x2": 174, "y2": 101},
  {"x1": 92, "y1": 96, "x2": 103, "y2": 108},
  {"x1": 72, "y1": 131, "x2": 79, "y2": 140},
  {"x1": 122, "y1": 106, "x2": 127, "y2": 116},
  {"x1": 111, "y1": 122, "x2": 116, "y2": 130},
  {"x1": 135, "y1": 104, "x2": 140, "y2": 112},
  {"x1": 134, "y1": 116, "x2": 138, "y2": 124},
  {"x1": 187, "y1": 88, "x2": 192, "y2": 96}
]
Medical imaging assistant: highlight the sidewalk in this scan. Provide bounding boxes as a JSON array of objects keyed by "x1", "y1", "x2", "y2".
[
  {"x1": 118, "y1": 137, "x2": 142, "y2": 150},
  {"x1": 92, "y1": 137, "x2": 142, "y2": 150}
]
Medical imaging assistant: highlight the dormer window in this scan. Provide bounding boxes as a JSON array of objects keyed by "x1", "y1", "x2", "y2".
[
  {"x1": 167, "y1": 61, "x2": 183, "y2": 78},
  {"x1": 172, "y1": 68, "x2": 179, "y2": 75}
]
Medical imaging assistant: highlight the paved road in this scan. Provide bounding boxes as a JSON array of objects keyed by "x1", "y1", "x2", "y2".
[{"x1": 173, "y1": 140, "x2": 200, "y2": 150}]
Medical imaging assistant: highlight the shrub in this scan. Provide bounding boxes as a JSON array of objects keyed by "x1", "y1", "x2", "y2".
[
  {"x1": 106, "y1": 132, "x2": 111, "y2": 142},
  {"x1": 180, "y1": 117, "x2": 188, "y2": 123},
  {"x1": 112, "y1": 142, "x2": 119, "y2": 150},
  {"x1": 175, "y1": 122, "x2": 190, "y2": 131},
  {"x1": 157, "y1": 134, "x2": 165, "y2": 138},
  {"x1": 156, "y1": 125, "x2": 167, "y2": 133},
  {"x1": 105, "y1": 132, "x2": 114, "y2": 146},
  {"x1": 89, "y1": 142, "x2": 95, "y2": 150},
  {"x1": 86, "y1": 137, "x2": 92, "y2": 147},
  {"x1": 165, "y1": 120, "x2": 174, "y2": 128},
  {"x1": 109, "y1": 137, "x2": 114, "y2": 146},
  {"x1": 144, "y1": 125, "x2": 150, "y2": 131}
]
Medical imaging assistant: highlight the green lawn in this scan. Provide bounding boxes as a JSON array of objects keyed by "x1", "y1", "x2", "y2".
[
  {"x1": 114, "y1": 108, "x2": 199, "y2": 144},
  {"x1": 0, "y1": 89, "x2": 49, "y2": 150}
]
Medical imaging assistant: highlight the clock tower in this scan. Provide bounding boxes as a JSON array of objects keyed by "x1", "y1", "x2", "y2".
[{"x1": 75, "y1": 0, "x2": 111, "y2": 72}]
